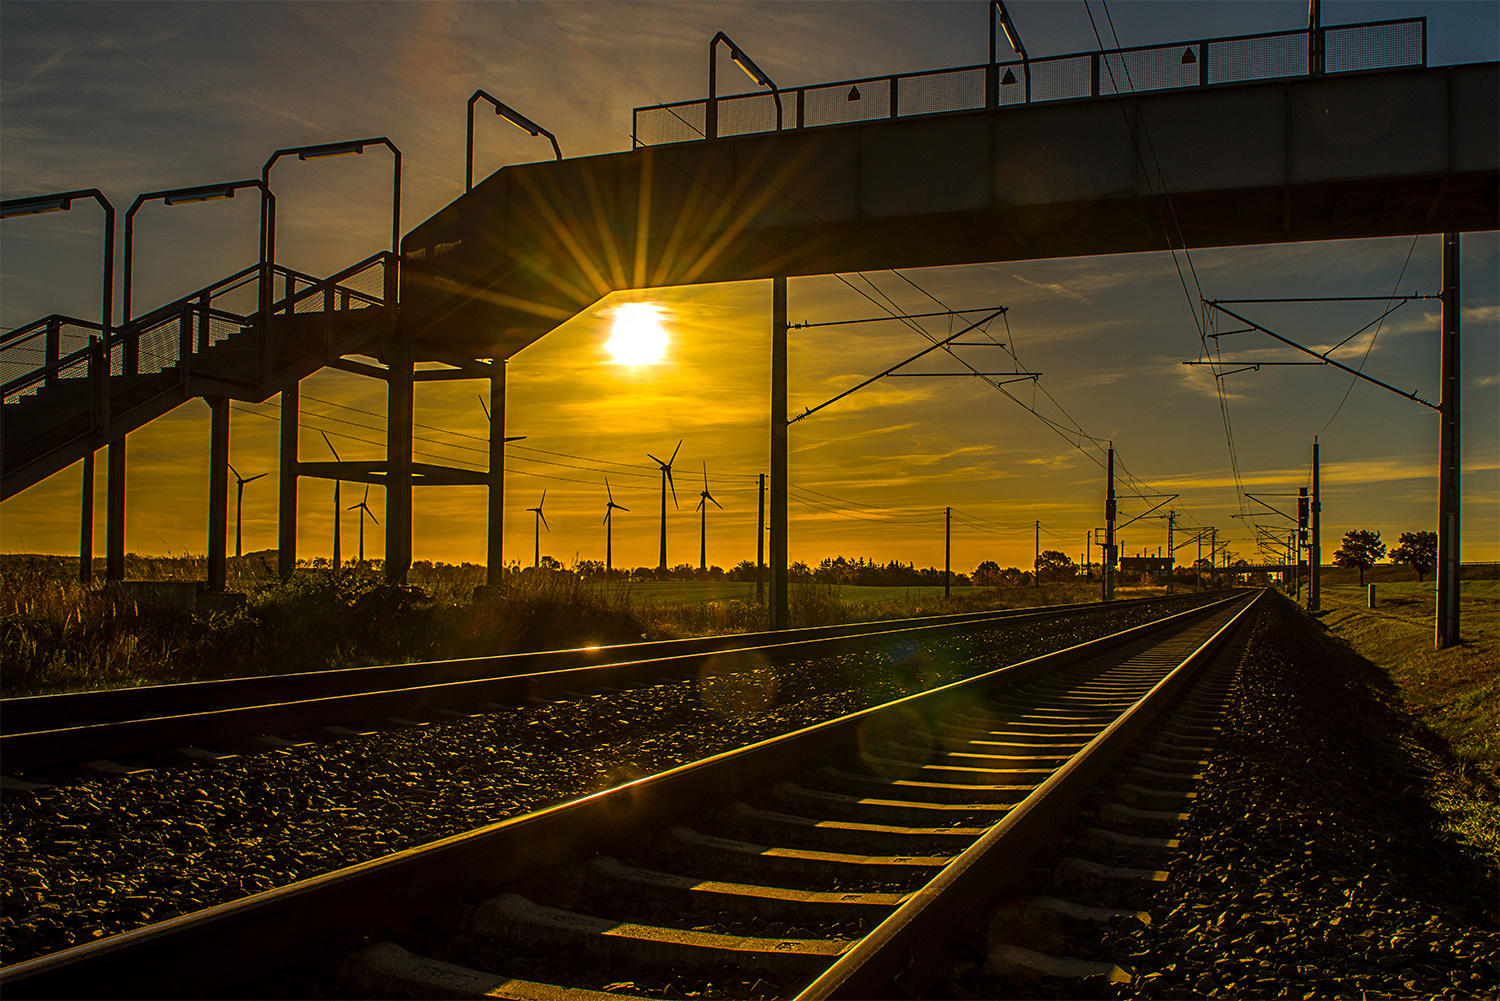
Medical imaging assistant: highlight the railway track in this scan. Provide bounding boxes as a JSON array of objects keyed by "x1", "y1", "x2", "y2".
[
  {"x1": 1, "y1": 591, "x2": 1218, "y2": 774},
  {"x1": 0, "y1": 589, "x2": 1261, "y2": 999}
]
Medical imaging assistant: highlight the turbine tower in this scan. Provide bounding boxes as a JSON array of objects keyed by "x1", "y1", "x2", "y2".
[
  {"x1": 647, "y1": 441, "x2": 681, "y2": 573},
  {"x1": 527, "y1": 490, "x2": 549, "y2": 567},
  {"x1": 347, "y1": 486, "x2": 378, "y2": 565},
  {"x1": 603, "y1": 479, "x2": 628, "y2": 574},
  {"x1": 320, "y1": 431, "x2": 343, "y2": 569},
  {"x1": 228, "y1": 464, "x2": 267, "y2": 559},
  {"x1": 696, "y1": 461, "x2": 722, "y2": 571}
]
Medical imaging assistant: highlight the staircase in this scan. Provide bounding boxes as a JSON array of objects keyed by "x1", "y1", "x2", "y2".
[{"x1": 1, "y1": 252, "x2": 397, "y2": 500}]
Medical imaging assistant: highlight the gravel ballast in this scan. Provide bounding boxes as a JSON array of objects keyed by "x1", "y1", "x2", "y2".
[
  {"x1": 0, "y1": 595, "x2": 1222, "y2": 966},
  {"x1": 947, "y1": 590, "x2": 1499, "y2": 1000}
]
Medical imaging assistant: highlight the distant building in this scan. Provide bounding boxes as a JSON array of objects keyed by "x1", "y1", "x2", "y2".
[{"x1": 1119, "y1": 555, "x2": 1174, "y2": 580}]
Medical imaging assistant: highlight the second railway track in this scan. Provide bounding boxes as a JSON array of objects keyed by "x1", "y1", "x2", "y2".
[{"x1": 1, "y1": 589, "x2": 1262, "y2": 999}]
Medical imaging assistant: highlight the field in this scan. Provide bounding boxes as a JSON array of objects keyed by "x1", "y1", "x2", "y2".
[
  {"x1": 0, "y1": 554, "x2": 1148, "y2": 698},
  {"x1": 1315, "y1": 579, "x2": 1499, "y2": 856}
]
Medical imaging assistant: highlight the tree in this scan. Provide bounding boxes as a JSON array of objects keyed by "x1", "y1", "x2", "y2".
[
  {"x1": 973, "y1": 560, "x2": 1003, "y2": 586},
  {"x1": 1333, "y1": 529, "x2": 1386, "y2": 585},
  {"x1": 1390, "y1": 530, "x2": 1437, "y2": 582},
  {"x1": 1036, "y1": 550, "x2": 1078, "y2": 582}
]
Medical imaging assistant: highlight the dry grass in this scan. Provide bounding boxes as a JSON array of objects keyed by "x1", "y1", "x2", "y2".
[
  {"x1": 0, "y1": 556, "x2": 1160, "y2": 698},
  {"x1": 1316, "y1": 581, "x2": 1499, "y2": 857}
]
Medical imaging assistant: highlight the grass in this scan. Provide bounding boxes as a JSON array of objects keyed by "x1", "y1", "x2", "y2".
[
  {"x1": 0, "y1": 555, "x2": 1167, "y2": 698},
  {"x1": 1314, "y1": 580, "x2": 1499, "y2": 857}
]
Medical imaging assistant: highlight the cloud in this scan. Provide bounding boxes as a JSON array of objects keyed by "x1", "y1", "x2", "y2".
[{"x1": 1009, "y1": 273, "x2": 1093, "y2": 305}]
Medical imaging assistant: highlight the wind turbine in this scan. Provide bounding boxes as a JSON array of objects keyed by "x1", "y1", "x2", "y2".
[
  {"x1": 228, "y1": 464, "x2": 267, "y2": 559},
  {"x1": 320, "y1": 431, "x2": 343, "y2": 569},
  {"x1": 347, "y1": 485, "x2": 378, "y2": 565},
  {"x1": 603, "y1": 479, "x2": 628, "y2": 574},
  {"x1": 527, "y1": 489, "x2": 549, "y2": 567},
  {"x1": 696, "y1": 462, "x2": 722, "y2": 571},
  {"x1": 646, "y1": 441, "x2": 681, "y2": 573}
]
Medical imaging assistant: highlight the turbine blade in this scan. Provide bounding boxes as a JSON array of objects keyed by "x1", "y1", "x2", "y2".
[
  {"x1": 696, "y1": 497, "x2": 704, "y2": 511},
  {"x1": 702, "y1": 461, "x2": 709, "y2": 491},
  {"x1": 539, "y1": 488, "x2": 547, "y2": 510},
  {"x1": 229, "y1": 463, "x2": 241, "y2": 481},
  {"x1": 667, "y1": 469, "x2": 677, "y2": 507},
  {"x1": 606, "y1": 478, "x2": 615, "y2": 503},
  {"x1": 246, "y1": 472, "x2": 268, "y2": 483},
  {"x1": 320, "y1": 430, "x2": 340, "y2": 462},
  {"x1": 540, "y1": 511, "x2": 550, "y2": 531},
  {"x1": 670, "y1": 439, "x2": 682, "y2": 465},
  {"x1": 646, "y1": 452, "x2": 664, "y2": 467},
  {"x1": 362, "y1": 484, "x2": 370, "y2": 503},
  {"x1": 477, "y1": 393, "x2": 491, "y2": 421},
  {"x1": 618, "y1": 504, "x2": 629, "y2": 512},
  {"x1": 710, "y1": 494, "x2": 723, "y2": 509},
  {"x1": 368, "y1": 511, "x2": 378, "y2": 525}
]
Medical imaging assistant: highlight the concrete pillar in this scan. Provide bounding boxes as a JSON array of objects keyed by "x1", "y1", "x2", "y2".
[
  {"x1": 769, "y1": 277, "x2": 789, "y2": 629},
  {"x1": 386, "y1": 337, "x2": 414, "y2": 585},
  {"x1": 206, "y1": 397, "x2": 229, "y2": 591},
  {"x1": 487, "y1": 361, "x2": 506, "y2": 586},
  {"x1": 106, "y1": 437, "x2": 125, "y2": 580},
  {"x1": 1436, "y1": 232, "x2": 1461, "y2": 648},
  {"x1": 278, "y1": 383, "x2": 299, "y2": 578}
]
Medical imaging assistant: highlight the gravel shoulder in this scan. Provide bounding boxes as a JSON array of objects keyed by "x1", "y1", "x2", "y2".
[
  {"x1": 0, "y1": 596, "x2": 1219, "y2": 967},
  {"x1": 1081, "y1": 590, "x2": 1499, "y2": 1000}
]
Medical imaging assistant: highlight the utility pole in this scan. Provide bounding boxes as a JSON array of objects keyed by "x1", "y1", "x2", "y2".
[
  {"x1": 945, "y1": 506, "x2": 952, "y2": 598},
  {"x1": 1196, "y1": 532, "x2": 1203, "y2": 591},
  {"x1": 1210, "y1": 526, "x2": 1217, "y2": 589},
  {"x1": 1085, "y1": 531, "x2": 1091, "y2": 579},
  {"x1": 1034, "y1": 519, "x2": 1040, "y2": 588},
  {"x1": 1104, "y1": 445, "x2": 1116, "y2": 601},
  {"x1": 1166, "y1": 510, "x2": 1175, "y2": 593},
  {"x1": 1310, "y1": 438, "x2": 1321, "y2": 612},
  {"x1": 756, "y1": 473, "x2": 766, "y2": 603},
  {"x1": 769, "y1": 277, "x2": 789, "y2": 629},
  {"x1": 1436, "y1": 232, "x2": 1461, "y2": 648}
]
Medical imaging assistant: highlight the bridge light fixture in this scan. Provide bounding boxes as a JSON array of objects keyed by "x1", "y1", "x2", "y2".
[
  {"x1": 1181, "y1": 47, "x2": 1197, "y2": 65},
  {"x1": 0, "y1": 194, "x2": 72, "y2": 218},
  {"x1": 1001, "y1": 68, "x2": 1018, "y2": 85},
  {"x1": 848, "y1": 85, "x2": 861, "y2": 101},
  {"x1": 163, "y1": 184, "x2": 238, "y2": 206},
  {"x1": 298, "y1": 140, "x2": 369, "y2": 160},
  {"x1": 708, "y1": 32, "x2": 782, "y2": 138}
]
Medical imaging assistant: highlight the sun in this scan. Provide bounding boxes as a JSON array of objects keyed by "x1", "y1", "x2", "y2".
[{"x1": 604, "y1": 302, "x2": 669, "y2": 365}]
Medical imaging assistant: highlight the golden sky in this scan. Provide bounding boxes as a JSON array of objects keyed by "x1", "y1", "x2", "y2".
[{"x1": 3, "y1": 2, "x2": 1497, "y2": 571}]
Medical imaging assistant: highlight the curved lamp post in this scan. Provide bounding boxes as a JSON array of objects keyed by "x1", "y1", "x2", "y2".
[
  {"x1": 260, "y1": 137, "x2": 401, "y2": 296},
  {"x1": 990, "y1": 0, "x2": 1031, "y2": 105},
  {"x1": 1, "y1": 188, "x2": 116, "y2": 583},
  {"x1": 258, "y1": 138, "x2": 401, "y2": 581},
  {"x1": 467, "y1": 92, "x2": 561, "y2": 192},
  {"x1": 123, "y1": 178, "x2": 272, "y2": 591},
  {"x1": 708, "y1": 31, "x2": 781, "y2": 140}
]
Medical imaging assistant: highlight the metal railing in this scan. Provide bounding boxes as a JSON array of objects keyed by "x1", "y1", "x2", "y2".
[
  {"x1": 2, "y1": 253, "x2": 395, "y2": 470},
  {"x1": 633, "y1": 17, "x2": 1425, "y2": 146}
]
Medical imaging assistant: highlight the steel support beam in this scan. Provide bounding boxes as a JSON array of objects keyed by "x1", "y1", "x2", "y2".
[
  {"x1": 487, "y1": 362, "x2": 506, "y2": 586},
  {"x1": 770, "y1": 277, "x2": 789, "y2": 630},
  {"x1": 1436, "y1": 232, "x2": 1462, "y2": 648},
  {"x1": 386, "y1": 337, "x2": 414, "y2": 585},
  {"x1": 206, "y1": 397, "x2": 229, "y2": 592},
  {"x1": 278, "y1": 384, "x2": 299, "y2": 578},
  {"x1": 78, "y1": 452, "x2": 95, "y2": 584},
  {"x1": 106, "y1": 438, "x2": 125, "y2": 581}
]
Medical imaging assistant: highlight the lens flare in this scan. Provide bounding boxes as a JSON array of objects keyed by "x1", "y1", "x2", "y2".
[{"x1": 604, "y1": 302, "x2": 669, "y2": 365}]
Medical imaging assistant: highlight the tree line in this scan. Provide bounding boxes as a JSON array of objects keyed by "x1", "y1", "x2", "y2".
[{"x1": 1333, "y1": 529, "x2": 1438, "y2": 585}]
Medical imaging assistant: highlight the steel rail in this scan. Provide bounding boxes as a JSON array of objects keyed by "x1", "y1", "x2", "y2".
[
  {"x1": 0, "y1": 591, "x2": 1232, "y2": 771},
  {"x1": 0, "y1": 592, "x2": 1251, "y2": 999},
  {"x1": 2, "y1": 591, "x2": 1212, "y2": 735},
  {"x1": 799, "y1": 589, "x2": 1263, "y2": 998}
]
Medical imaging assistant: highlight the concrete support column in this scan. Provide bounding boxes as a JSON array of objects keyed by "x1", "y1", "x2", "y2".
[
  {"x1": 1436, "y1": 232, "x2": 1462, "y2": 648},
  {"x1": 206, "y1": 397, "x2": 229, "y2": 591},
  {"x1": 1311, "y1": 439, "x2": 1321, "y2": 612},
  {"x1": 80, "y1": 451, "x2": 95, "y2": 584},
  {"x1": 769, "y1": 277, "x2": 789, "y2": 630},
  {"x1": 106, "y1": 437, "x2": 126, "y2": 581},
  {"x1": 487, "y1": 361, "x2": 506, "y2": 586},
  {"x1": 386, "y1": 337, "x2": 414, "y2": 585},
  {"x1": 278, "y1": 383, "x2": 299, "y2": 578}
]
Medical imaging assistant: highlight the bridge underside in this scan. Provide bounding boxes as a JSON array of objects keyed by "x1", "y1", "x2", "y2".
[{"x1": 400, "y1": 62, "x2": 1498, "y2": 359}]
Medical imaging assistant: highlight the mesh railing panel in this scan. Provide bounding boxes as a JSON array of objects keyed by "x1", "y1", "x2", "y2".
[
  {"x1": 1326, "y1": 20, "x2": 1424, "y2": 73},
  {"x1": 635, "y1": 104, "x2": 707, "y2": 146},
  {"x1": 1025, "y1": 55, "x2": 1093, "y2": 104},
  {"x1": 1208, "y1": 33, "x2": 1305, "y2": 84},
  {"x1": 717, "y1": 92, "x2": 783, "y2": 136},
  {"x1": 631, "y1": 19, "x2": 1423, "y2": 147},
  {"x1": 337, "y1": 260, "x2": 388, "y2": 303},
  {"x1": 135, "y1": 318, "x2": 183, "y2": 377},
  {"x1": 896, "y1": 67, "x2": 986, "y2": 117},
  {"x1": 1098, "y1": 45, "x2": 1201, "y2": 95},
  {"x1": 804, "y1": 80, "x2": 890, "y2": 127}
]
